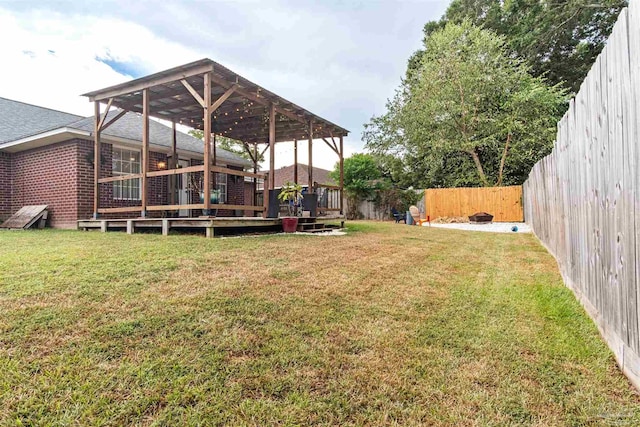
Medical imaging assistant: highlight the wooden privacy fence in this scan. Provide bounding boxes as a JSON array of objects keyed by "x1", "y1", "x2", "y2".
[
  {"x1": 523, "y1": 1, "x2": 640, "y2": 389},
  {"x1": 425, "y1": 186, "x2": 523, "y2": 222}
]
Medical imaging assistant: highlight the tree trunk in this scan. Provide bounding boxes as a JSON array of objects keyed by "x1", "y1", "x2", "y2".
[
  {"x1": 497, "y1": 133, "x2": 512, "y2": 187},
  {"x1": 467, "y1": 149, "x2": 491, "y2": 187}
]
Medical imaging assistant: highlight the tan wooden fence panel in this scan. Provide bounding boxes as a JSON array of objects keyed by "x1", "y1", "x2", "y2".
[
  {"x1": 523, "y1": 2, "x2": 640, "y2": 389},
  {"x1": 425, "y1": 185, "x2": 523, "y2": 222}
]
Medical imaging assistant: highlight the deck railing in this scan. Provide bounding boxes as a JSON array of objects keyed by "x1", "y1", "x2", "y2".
[
  {"x1": 97, "y1": 166, "x2": 266, "y2": 215},
  {"x1": 314, "y1": 182, "x2": 342, "y2": 216}
]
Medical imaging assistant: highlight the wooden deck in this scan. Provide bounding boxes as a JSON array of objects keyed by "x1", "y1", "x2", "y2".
[{"x1": 77, "y1": 216, "x2": 345, "y2": 238}]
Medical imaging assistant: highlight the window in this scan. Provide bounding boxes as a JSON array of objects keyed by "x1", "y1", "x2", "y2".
[
  {"x1": 112, "y1": 147, "x2": 141, "y2": 200},
  {"x1": 215, "y1": 172, "x2": 227, "y2": 204}
]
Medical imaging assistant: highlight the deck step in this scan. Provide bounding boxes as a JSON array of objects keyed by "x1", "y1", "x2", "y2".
[
  {"x1": 298, "y1": 222, "x2": 324, "y2": 231},
  {"x1": 296, "y1": 222, "x2": 343, "y2": 233},
  {"x1": 298, "y1": 227, "x2": 332, "y2": 233},
  {"x1": 297, "y1": 217, "x2": 318, "y2": 224}
]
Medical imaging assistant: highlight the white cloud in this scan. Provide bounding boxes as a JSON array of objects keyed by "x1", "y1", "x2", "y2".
[
  {"x1": 0, "y1": 1, "x2": 448, "y2": 169},
  {"x1": 0, "y1": 6, "x2": 355, "y2": 169},
  {"x1": 0, "y1": 7, "x2": 205, "y2": 116}
]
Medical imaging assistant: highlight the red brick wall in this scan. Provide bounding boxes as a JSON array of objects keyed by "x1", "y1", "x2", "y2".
[
  {"x1": 76, "y1": 140, "x2": 94, "y2": 221},
  {"x1": 89, "y1": 143, "x2": 169, "y2": 218},
  {"x1": 226, "y1": 165, "x2": 245, "y2": 216},
  {"x1": 0, "y1": 151, "x2": 12, "y2": 221},
  {"x1": 243, "y1": 181, "x2": 259, "y2": 217},
  {"x1": 4, "y1": 138, "x2": 246, "y2": 227},
  {"x1": 10, "y1": 140, "x2": 81, "y2": 228}
]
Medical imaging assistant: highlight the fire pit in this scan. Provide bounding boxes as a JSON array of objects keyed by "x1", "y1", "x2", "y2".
[{"x1": 468, "y1": 212, "x2": 494, "y2": 224}]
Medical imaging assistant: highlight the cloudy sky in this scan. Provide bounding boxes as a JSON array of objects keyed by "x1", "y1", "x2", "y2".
[{"x1": 0, "y1": 0, "x2": 447, "y2": 169}]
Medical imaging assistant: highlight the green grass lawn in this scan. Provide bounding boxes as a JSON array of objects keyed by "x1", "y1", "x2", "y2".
[{"x1": 1, "y1": 222, "x2": 639, "y2": 426}]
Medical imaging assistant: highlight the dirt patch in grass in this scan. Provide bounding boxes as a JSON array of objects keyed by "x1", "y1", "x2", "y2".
[{"x1": 1, "y1": 223, "x2": 639, "y2": 425}]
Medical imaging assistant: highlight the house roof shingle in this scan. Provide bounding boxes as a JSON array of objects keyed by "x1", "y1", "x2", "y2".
[
  {"x1": 0, "y1": 97, "x2": 83, "y2": 144},
  {"x1": 0, "y1": 97, "x2": 252, "y2": 167},
  {"x1": 66, "y1": 110, "x2": 252, "y2": 166}
]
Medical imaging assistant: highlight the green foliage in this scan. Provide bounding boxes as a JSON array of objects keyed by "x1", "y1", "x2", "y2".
[
  {"x1": 331, "y1": 154, "x2": 423, "y2": 219},
  {"x1": 331, "y1": 153, "x2": 381, "y2": 200},
  {"x1": 188, "y1": 130, "x2": 263, "y2": 163},
  {"x1": 364, "y1": 21, "x2": 566, "y2": 188},
  {"x1": 331, "y1": 153, "x2": 382, "y2": 219},
  {"x1": 188, "y1": 129, "x2": 204, "y2": 140},
  {"x1": 372, "y1": 185, "x2": 424, "y2": 219},
  {"x1": 277, "y1": 181, "x2": 304, "y2": 216},
  {"x1": 421, "y1": 0, "x2": 627, "y2": 94}
]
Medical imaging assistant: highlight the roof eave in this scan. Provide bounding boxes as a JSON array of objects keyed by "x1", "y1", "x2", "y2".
[
  {"x1": 82, "y1": 58, "x2": 349, "y2": 139},
  {"x1": 82, "y1": 59, "x2": 215, "y2": 101}
]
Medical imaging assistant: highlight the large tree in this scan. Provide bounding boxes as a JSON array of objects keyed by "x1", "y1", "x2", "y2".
[
  {"x1": 420, "y1": 0, "x2": 627, "y2": 94},
  {"x1": 365, "y1": 21, "x2": 566, "y2": 187}
]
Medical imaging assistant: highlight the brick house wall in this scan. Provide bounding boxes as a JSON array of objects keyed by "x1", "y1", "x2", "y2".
[
  {"x1": 0, "y1": 151, "x2": 12, "y2": 221},
  {"x1": 243, "y1": 180, "x2": 258, "y2": 217},
  {"x1": 76, "y1": 140, "x2": 170, "y2": 220},
  {"x1": 9, "y1": 140, "x2": 82, "y2": 228},
  {"x1": 75, "y1": 140, "x2": 94, "y2": 221},
  {"x1": 226, "y1": 165, "x2": 245, "y2": 216},
  {"x1": 3, "y1": 138, "x2": 246, "y2": 228}
]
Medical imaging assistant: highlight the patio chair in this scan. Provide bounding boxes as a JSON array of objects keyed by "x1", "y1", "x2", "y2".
[
  {"x1": 391, "y1": 207, "x2": 405, "y2": 223},
  {"x1": 409, "y1": 205, "x2": 429, "y2": 226}
]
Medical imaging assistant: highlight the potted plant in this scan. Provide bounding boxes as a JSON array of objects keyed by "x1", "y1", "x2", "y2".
[{"x1": 277, "y1": 181, "x2": 303, "y2": 233}]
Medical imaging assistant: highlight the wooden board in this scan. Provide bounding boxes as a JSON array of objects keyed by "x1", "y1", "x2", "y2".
[
  {"x1": 0, "y1": 205, "x2": 48, "y2": 229},
  {"x1": 425, "y1": 185, "x2": 523, "y2": 222}
]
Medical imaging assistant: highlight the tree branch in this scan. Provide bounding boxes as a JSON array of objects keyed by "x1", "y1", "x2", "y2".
[
  {"x1": 467, "y1": 149, "x2": 491, "y2": 187},
  {"x1": 497, "y1": 132, "x2": 512, "y2": 187}
]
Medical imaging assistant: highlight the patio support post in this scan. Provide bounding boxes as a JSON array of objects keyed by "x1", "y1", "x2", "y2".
[
  {"x1": 170, "y1": 120, "x2": 177, "y2": 206},
  {"x1": 203, "y1": 72, "x2": 212, "y2": 216},
  {"x1": 269, "y1": 103, "x2": 276, "y2": 191},
  {"x1": 212, "y1": 133, "x2": 217, "y2": 198},
  {"x1": 308, "y1": 120, "x2": 313, "y2": 193},
  {"x1": 141, "y1": 88, "x2": 149, "y2": 217},
  {"x1": 253, "y1": 143, "x2": 258, "y2": 215},
  {"x1": 263, "y1": 172, "x2": 270, "y2": 217},
  {"x1": 293, "y1": 139, "x2": 298, "y2": 185},
  {"x1": 93, "y1": 101, "x2": 100, "y2": 219},
  {"x1": 340, "y1": 136, "x2": 344, "y2": 215}
]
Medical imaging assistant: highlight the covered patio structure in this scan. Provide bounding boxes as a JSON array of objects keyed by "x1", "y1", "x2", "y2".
[{"x1": 79, "y1": 58, "x2": 348, "y2": 236}]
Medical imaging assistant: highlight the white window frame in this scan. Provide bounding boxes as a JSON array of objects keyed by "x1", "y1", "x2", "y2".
[
  {"x1": 112, "y1": 146, "x2": 141, "y2": 201},
  {"x1": 215, "y1": 172, "x2": 227, "y2": 204}
]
